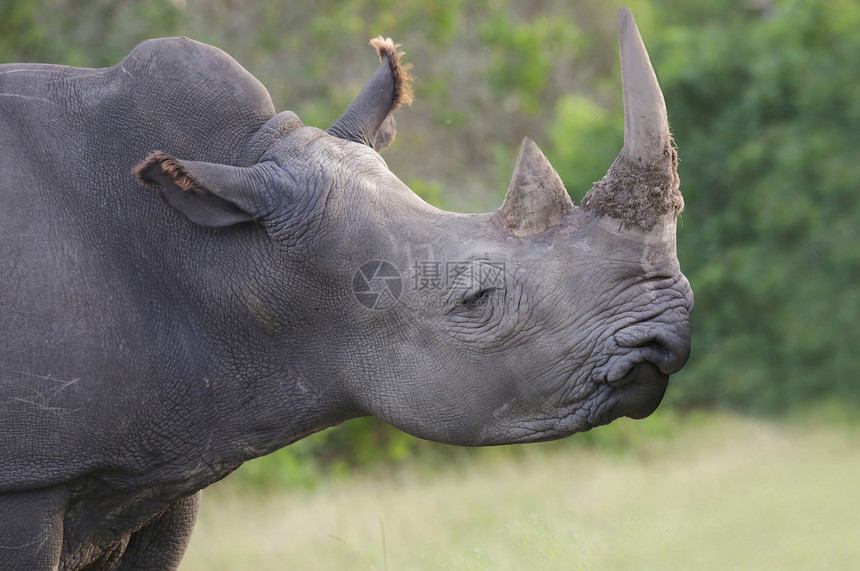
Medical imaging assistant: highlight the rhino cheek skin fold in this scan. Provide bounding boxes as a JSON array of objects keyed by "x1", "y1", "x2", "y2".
[{"x1": 0, "y1": 8, "x2": 691, "y2": 570}]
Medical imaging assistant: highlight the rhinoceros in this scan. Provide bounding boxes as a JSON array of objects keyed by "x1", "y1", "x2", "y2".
[{"x1": 0, "y1": 8, "x2": 691, "y2": 570}]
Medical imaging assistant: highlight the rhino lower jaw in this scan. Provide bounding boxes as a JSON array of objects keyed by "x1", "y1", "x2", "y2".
[
  {"x1": 608, "y1": 362, "x2": 669, "y2": 420},
  {"x1": 475, "y1": 368, "x2": 666, "y2": 444}
]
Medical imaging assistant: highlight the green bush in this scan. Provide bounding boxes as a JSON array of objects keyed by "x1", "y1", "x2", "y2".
[{"x1": 654, "y1": 0, "x2": 860, "y2": 412}]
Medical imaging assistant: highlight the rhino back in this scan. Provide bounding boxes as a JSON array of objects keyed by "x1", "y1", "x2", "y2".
[
  {"x1": 0, "y1": 38, "x2": 276, "y2": 490},
  {"x1": 0, "y1": 36, "x2": 276, "y2": 166}
]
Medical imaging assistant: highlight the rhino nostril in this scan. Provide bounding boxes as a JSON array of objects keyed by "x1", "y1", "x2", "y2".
[
  {"x1": 604, "y1": 325, "x2": 691, "y2": 383},
  {"x1": 625, "y1": 337, "x2": 687, "y2": 376},
  {"x1": 646, "y1": 342, "x2": 676, "y2": 375},
  {"x1": 645, "y1": 337, "x2": 689, "y2": 375}
]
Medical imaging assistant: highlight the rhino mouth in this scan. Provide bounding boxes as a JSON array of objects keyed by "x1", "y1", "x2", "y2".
[
  {"x1": 481, "y1": 362, "x2": 670, "y2": 444},
  {"x1": 607, "y1": 362, "x2": 669, "y2": 420}
]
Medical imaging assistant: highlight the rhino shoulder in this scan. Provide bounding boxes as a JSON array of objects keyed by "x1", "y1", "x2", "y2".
[
  {"x1": 100, "y1": 38, "x2": 276, "y2": 162},
  {"x1": 124, "y1": 37, "x2": 272, "y2": 109},
  {"x1": 125, "y1": 37, "x2": 275, "y2": 126}
]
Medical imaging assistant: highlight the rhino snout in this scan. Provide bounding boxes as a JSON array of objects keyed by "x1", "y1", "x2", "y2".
[
  {"x1": 608, "y1": 321, "x2": 691, "y2": 379},
  {"x1": 584, "y1": 319, "x2": 689, "y2": 420}
]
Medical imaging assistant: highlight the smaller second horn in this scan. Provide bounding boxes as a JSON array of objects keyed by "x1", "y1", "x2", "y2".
[{"x1": 499, "y1": 138, "x2": 574, "y2": 238}]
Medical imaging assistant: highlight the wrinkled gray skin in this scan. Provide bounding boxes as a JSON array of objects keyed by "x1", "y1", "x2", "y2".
[{"x1": 0, "y1": 10, "x2": 691, "y2": 571}]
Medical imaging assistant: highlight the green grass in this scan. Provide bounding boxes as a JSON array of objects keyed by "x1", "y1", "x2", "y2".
[{"x1": 181, "y1": 411, "x2": 860, "y2": 569}]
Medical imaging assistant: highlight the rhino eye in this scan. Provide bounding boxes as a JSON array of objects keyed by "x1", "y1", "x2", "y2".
[
  {"x1": 441, "y1": 259, "x2": 506, "y2": 318},
  {"x1": 462, "y1": 288, "x2": 493, "y2": 309}
]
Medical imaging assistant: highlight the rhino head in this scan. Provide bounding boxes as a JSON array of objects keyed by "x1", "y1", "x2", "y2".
[{"x1": 135, "y1": 8, "x2": 692, "y2": 447}]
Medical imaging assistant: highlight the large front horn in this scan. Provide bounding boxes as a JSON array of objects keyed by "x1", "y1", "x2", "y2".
[{"x1": 582, "y1": 8, "x2": 683, "y2": 232}]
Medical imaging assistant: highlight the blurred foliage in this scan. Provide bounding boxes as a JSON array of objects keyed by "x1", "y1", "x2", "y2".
[
  {"x1": 479, "y1": 9, "x2": 584, "y2": 114},
  {"x1": 2, "y1": 0, "x2": 858, "y2": 484},
  {"x1": 654, "y1": 0, "x2": 860, "y2": 412}
]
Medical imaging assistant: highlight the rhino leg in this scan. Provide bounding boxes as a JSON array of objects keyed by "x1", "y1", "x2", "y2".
[
  {"x1": 0, "y1": 487, "x2": 68, "y2": 570},
  {"x1": 111, "y1": 491, "x2": 200, "y2": 571}
]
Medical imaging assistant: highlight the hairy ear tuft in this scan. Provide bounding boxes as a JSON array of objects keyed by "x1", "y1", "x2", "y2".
[
  {"x1": 328, "y1": 37, "x2": 413, "y2": 151},
  {"x1": 134, "y1": 151, "x2": 204, "y2": 194},
  {"x1": 369, "y1": 36, "x2": 414, "y2": 111},
  {"x1": 133, "y1": 151, "x2": 265, "y2": 227}
]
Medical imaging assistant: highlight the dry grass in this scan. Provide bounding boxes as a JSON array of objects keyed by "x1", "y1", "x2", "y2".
[{"x1": 181, "y1": 412, "x2": 860, "y2": 569}]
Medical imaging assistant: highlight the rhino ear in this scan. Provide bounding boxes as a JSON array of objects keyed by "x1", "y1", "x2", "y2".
[
  {"x1": 134, "y1": 151, "x2": 266, "y2": 227},
  {"x1": 327, "y1": 37, "x2": 413, "y2": 151}
]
